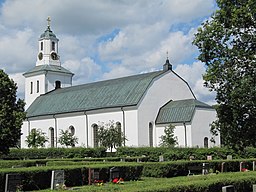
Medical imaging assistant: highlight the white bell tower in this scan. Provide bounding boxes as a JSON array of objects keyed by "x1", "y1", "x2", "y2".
[
  {"x1": 36, "y1": 17, "x2": 61, "y2": 66},
  {"x1": 23, "y1": 17, "x2": 74, "y2": 110}
]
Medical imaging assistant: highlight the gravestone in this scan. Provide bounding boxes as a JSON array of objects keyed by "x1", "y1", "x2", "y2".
[
  {"x1": 202, "y1": 163, "x2": 209, "y2": 175},
  {"x1": 207, "y1": 155, "x2": 212, "y2": 161},
  {"x1": 253, "y1": 184, "x2": 256, "y2": 192},
  {"x1": 159, "y1": 155, "x2": 164, "y2": 162},
  {"x1": 222, "y1": 185, "x2": 234, "y2": 192},
  {"x1": 5, "y1": 173, "x2": 24, "y2": 192},
  {"x1": 227, "y1": 155, "x2": 232, "y2": 160},
  {"x1": 109, "y1": 167, "x2": 120, "y2": 180},
  {"x1": 51, "y1": 170, "x2": 65, "y2": 190}
]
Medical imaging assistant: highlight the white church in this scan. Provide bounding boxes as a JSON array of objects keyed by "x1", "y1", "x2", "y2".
[{"x1": 20, "y1": 20, "x2": 220, "y2": 149}]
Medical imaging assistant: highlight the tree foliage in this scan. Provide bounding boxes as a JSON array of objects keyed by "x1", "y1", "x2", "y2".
[
  {"x1": 58, "y1": 129, "x2": 78, "y2": 147},
  {"x1": 193, "y1": 0, "x2": 256, "y2": 149},
  {"x1": 0, "y1": 69, "x2": 25, "y2": 154},
  {"x1": 97, "y1": 121, "x2": 126, "y2": 152},
  {"x1": 25, "y1": 128, "x2": 48, "y2": 148},
  {"x1": 159, "y1": 124, "x2": 178, "y2": 147}
]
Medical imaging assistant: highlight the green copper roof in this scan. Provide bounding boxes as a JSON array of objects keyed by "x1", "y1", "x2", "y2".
[
  {"x1": 23, "y1": 65, "x2": 73, "y2": 76},
  {"x1": 156, "y1": 99, "x2": 213, "y2": 124},
  {"x1": 26, "y1": 71, "x2": 164, "y2": 117},
  {"x1": 40, "y1": 26, "x2": 57, "y2": 39}
]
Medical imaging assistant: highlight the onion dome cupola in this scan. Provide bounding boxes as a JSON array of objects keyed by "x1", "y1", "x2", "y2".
[{"x1": 36, "y1": 17, "x2": 60, "y2": 66}]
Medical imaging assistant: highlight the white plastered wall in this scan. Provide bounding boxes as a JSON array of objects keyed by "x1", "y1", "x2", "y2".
[
  {"x1": 191, "y1": 108, "x2": 220, "y2": 147},
  {"x1": 137, "y1": 70, "x2": 195, "y2": 146},
  {"x1": 155, "y1": 124, "x2": 192, "y2": 147},
  {"x1": 46, "y1": 72, "x2": 72, "y2": 92},
  {"x1": 21, "y1": 108, "x2": 138, "y2": 148}
]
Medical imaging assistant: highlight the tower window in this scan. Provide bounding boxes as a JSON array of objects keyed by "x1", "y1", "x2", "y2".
[
  {"x1": 40, "y1": 42, "x2": 43, "y2": 51},
  {"x1": 37, "y1": 80, "x2": 39, "y2": 93},
  {"x1": 30, "y1": 82, "x2": 33, "y2": 94},
  {"x1": 52, "y1": 42, "x2": 55, "y2": 51}
]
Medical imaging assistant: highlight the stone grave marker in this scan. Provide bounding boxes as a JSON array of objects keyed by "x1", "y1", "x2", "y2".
[
  {"x1": 51, "y1": 170, "x2": 65, "y2": 190},
  {"x1": 207, "y1": 155, "x2": 212, "y2": 160},
  {"x1": 5, "y1": 173, "x2": 24, "y2": 192},
  {"x1": 159, "y1": 155, "x2": 164, "y2": 162},
  {"x1": 109, "y1": 167, "x2": 120, "y2": 181},
  {"x1": 222, "y1": 185, "x2": 234, "y2": 192},
  {"x1": 227, "y1": 155, "x2": 232, "y2": 160}
]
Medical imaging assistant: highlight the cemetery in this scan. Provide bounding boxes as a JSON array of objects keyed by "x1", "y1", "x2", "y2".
[{"x1": 1, "y1": 147, "x2": 256, "y2": 191}]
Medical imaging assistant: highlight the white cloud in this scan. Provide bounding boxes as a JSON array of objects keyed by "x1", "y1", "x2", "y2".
[
  {"x1": 0, "y1": 0, "x2": 217, "y2": 103},
  {"x1": 9, "y1": 72, "x2": 25, "y2": 99},
  {"x1": 62, "y1": 57, "x2": 102, "y2": 85}
]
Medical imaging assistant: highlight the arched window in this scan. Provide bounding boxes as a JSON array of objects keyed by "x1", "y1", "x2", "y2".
[
  {"x1": 69, "y1": 126, "x2": 75, "y2": 136},
  {"x1": 149, "y1": 122, "x2": 153, "y2": 147},
  {"x1": 92, "y1": 124, "x2": 98, "y2": 147},
  {"x1": 52, "y1": 41, "x2": 55, "y2": 51},
  {"x1": 30, "y1": 82, "x2": 33, "y2": 94},
  {"x1": 204, "y1": 137, "x2": 209, "y2": 148},
  {"x1": 37, "y1": 80, "x2": 39, "y2": 93},
  {"x1": 40, "y1": 42, "x2": 43, "y2": 51},
  {"x1": 49, "y1": 127, "x2": 54, "y2": 148},
  {"x1": 55, "y1": 81, "x2": 61, "y2": 89},
  {"x1": 116, "y1": 122, "x2": 122, "y2": 147}
]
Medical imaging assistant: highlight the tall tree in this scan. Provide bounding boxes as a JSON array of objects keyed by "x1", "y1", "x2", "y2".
[
  {"x1": 159, "y1": 124, "x2": 178, "y2": 147},
  {"x1": 193, "y1": 0, "x2": 256, "y2": 149},
  {"x1": 0, "y1": 69, "x2": 25, "y2": 154},
  {"x1": 97, "y1": 121, "x2": 126, "y2": 152},
  {"x1": 25, "y1": 128, "x2": 48, "y2": 148}
]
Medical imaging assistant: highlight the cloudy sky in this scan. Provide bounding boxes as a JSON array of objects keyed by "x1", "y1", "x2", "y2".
[{"x1": 0, "y1": 0, "x2": 217, "y2": 104}]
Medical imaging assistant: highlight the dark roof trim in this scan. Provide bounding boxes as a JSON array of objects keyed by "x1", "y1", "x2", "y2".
[{"x1": 172, "y1": 71, "x2": 196, "y2": 99}]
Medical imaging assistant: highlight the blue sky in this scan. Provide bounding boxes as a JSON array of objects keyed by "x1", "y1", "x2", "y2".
[{"x1": 0, "y1": 0, "x2": 217, "y2": 104}]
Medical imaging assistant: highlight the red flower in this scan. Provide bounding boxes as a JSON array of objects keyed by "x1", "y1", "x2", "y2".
[{"x1": 112, "y1": 178, "x2": 119, "y2": 183}]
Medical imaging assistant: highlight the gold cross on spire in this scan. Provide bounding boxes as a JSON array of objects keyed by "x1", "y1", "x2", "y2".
[{"x1": 47, "y1": 16, "x2": 51, "y2": 27}]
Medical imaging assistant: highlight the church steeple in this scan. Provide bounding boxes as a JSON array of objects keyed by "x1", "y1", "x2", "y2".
[
  {"x1": 163, "y1": 51, "x2": 172, "y2": 71},
  {"x1": 36, "y1": 17, "x2": 60, "y2": 66}
]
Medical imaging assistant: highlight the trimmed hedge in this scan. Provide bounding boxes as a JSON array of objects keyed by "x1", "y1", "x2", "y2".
[
  {"x1": 116, "y1": 147, "x2": 242, "y2": 161},
  {"x1": 0, "y1": 147, "x2": 107, "y2": 160},
  {"x1": 142, "y1": 159, "x2": 255, "y2": 178},
  {"x1": 0, "y1": 163, "x2": 143, "y2": 191}
]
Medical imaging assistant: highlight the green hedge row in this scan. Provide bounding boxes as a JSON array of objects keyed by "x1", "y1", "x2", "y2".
[
  {"x1": 116, "y1": 147, "x2": 256, "y2": 161},
  {"x1": 142, "y1": 159, "x2": 255, "y2": 177},
  {"x1": 0, "y1": 147, "x2": 107, "y2": 160},
  {"x1": 0, "y1": 163, "x2": 143, "y2": 191}
]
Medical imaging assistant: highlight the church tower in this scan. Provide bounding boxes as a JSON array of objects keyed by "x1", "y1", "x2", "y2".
[{"x1": 23, "y1": 17, "x2": 74, "y2": 109}]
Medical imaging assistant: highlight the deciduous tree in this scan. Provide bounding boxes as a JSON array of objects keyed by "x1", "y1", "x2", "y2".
[
  {"x1": 97, "y1": 121, "x2": 126, "y2": 152},
  {"x1": 0, "y1": 70, "x2": 25, "y2": 154},
  {"x1": 159, "y1": 124, "x2": 178, "y2": 147},
  {"x1": 25, "y1": 128, "x2": 48, "y2": 148},
  {"x1": 58, "y1": 129, "x2": 78, "y2": 147},
  {"x1": 193, "y1": 0, "x2": 256, "y2": 149}
]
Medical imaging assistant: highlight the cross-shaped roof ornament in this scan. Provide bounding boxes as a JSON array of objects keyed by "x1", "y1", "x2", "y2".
[
  {"x1": 47, "y1": 16, "x2": 51, "y2": 27},
  {"x1": 166, "y1": 51, "x2": 169, "y2": 60}
]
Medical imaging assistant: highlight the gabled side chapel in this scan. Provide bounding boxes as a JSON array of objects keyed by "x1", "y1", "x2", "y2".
[{"x1": 21, "y1": 20, "x2": 220, "y2": 148}]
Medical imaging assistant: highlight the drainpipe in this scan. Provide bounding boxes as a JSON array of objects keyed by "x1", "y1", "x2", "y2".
[
  {"x1": 183, "y1": 122, "x2": 187, "y2": 147},
  {"x1": 53, "y1": 115, "x2": 57, "y2": 147},
  {"x1": 84, "y1": 111, "x2": 89, "y2": 148},
  {"x1": 121, "y1": 107, "x2": 126, "y2": 146}
]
